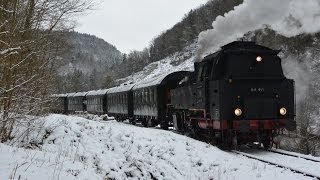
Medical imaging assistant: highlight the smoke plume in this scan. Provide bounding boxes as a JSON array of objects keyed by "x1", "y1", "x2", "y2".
[{"x1": 196, "y1": 0, "x2": 320, "y2": 59}]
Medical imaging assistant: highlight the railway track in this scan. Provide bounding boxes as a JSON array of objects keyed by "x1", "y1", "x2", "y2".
[
  {"x1": 269, "y1": 149, "x2": 320, "y2": 163},
  {"x1": 233, "y1": 150, "x2": 320, "y2": 179}
]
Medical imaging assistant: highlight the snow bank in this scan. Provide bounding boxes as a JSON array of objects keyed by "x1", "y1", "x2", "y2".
[{"x1": 0, "y1": 114, "x2": 313, "y2": 179}]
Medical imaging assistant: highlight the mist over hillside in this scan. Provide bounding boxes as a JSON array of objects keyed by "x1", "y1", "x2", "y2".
[{"x1": 55, "y1": 32, "x2": 122, "y2": 93}]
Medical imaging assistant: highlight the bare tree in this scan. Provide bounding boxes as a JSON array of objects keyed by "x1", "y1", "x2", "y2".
[
  {"x1": 295, "y1": 85, "x2": 320, "y2": 155},
  {"x1": 0, "y1": 0, "x2": 95, "y2": 142}
]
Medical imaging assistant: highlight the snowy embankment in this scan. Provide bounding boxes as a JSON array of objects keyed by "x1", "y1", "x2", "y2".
[{"x1": 0, "y1": 114, "x2": 314, "y2": 180}]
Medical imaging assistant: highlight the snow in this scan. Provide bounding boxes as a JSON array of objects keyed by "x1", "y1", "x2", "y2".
[
  {"x1": 107, "y1": 83, "x2": 135, "y2": 94},
  {"x1": 0, "y1": 114, "x2": 316, "y2": 179},
  {"x1": 0, "y1": 47, "x2": 21, "y2": 55},
  {"x1": 235, "y1": 149, "x2": 320, "y2": 178},
  {"x1": 271, "y1": 149, "x2": 320, "y2": 162},
  {"x1": 132, "y1": 70, "x2": 191, "y2": 90},
  {"x1": 86, "y1": 89, "x2": 109, "y2": 96},
  {"x1": 51, "y1": 94, "x2": 68, "y2": 97},
  {"x1": 66, "y1": 93, "x2": 76, "y2": 97},
  {"x1": 73, "y1": 92, "x2": 89, "y2": 97},
  {"x1": 118, "y1": 42, "x2": 197, "y2": 86}
]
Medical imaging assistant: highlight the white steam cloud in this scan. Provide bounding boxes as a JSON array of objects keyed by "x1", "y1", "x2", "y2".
[
  {"x1": 196, "y1": 0, "x2": 320, "y2": 59},
  {"x1": 282, "y1": 57, "x2": 312, "y2": 103},
  {"x1": 196, "y1": 0, "x2": 320, "y2": 104}
]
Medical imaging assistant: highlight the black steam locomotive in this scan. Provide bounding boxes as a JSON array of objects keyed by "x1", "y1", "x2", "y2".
[{"x1": 52, "y1": 41, "x2": 296, "y2": 149}]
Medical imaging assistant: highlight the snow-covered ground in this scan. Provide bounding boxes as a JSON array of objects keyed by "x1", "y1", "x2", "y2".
[
  {"x1": 0, "y1": 114, "x2": 316, "y2": 179},
  {"x1": 117, "y1": 42, "x2": 197, "y2": 85}
]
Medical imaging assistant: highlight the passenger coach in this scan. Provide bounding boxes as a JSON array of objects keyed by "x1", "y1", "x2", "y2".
[
  {"x1": 86, "y1": 89, "x2": 108, "y2": 114},
  {"x1": 132, "y1": 71, "x2": 191, "y2": 128},
  {"x1": 107, "y1": 84, "x2": 134, "y2": 121}
]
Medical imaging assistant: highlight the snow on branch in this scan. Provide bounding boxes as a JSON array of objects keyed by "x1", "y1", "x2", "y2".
[
  {"x1": 0, "y1": 47, "x2": 21, "y2": 55},
  {"x1": 2, "y1": 75, "x2": 37, "y2": 93},
  {"x1": 0, "y1": 6, "x2": 14, "y2": 13}
]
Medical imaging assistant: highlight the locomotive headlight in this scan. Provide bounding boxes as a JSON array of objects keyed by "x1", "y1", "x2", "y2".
[
  {"x1": 280, "y1": 107, "x2": 287, "y2": 115},
  {"x1": 234, "y1": 108, "x2": 242, "y2": 116},
  {"x1": 256, "y1": 56, "x2": 262, "y2": 62}
]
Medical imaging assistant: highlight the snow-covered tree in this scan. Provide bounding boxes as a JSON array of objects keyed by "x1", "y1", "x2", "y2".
[{"x1": 0, "y1": 0, "x2": 94, "y2": 141}]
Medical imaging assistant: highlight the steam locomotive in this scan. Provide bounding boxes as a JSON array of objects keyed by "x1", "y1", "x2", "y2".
[{"x1": 52, "y1": 41, "x2": 296, "y2": 149}]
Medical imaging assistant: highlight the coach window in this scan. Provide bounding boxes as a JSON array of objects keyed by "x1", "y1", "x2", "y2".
[
  {"x1": 145, "y1": 89, "x2": 149, "y2": 103},
  {"x1": 141, "y1": 90, "x2": 143, "y2": 103},
  {"x1": 136, "y1": 92, "x2": 139, "y2": 104},
  {"x1": 139, "y1": 91, "x2": 141, "y2": 103},
  {"x1": 122, "y1": 94, "x2": 124, "y2": 104},
  {"x1": 154, "y1": 89, "x2": 157, "y2": 103},
  {"x1": 121, "y1": 94, "x2": 123, "y2": 104},
  {"x1": 150, "y1": 89, "x2": 153, "y2": 103},
  {"x1": 146, "y1": 90, "x2": 149, "y2": 103}
]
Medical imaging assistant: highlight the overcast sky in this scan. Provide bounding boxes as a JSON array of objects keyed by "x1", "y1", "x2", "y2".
[{"x1": 75, "y1": 0, "x2": 208, "y2": 53}]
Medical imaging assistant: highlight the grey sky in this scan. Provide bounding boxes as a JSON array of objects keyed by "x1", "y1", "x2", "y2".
[{"x1": 75, "y1": 0, "x2": 208, "y2": 53}]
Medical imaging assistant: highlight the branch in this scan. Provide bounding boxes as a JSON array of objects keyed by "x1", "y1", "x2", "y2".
[
  {"x1": 0, "y1": 47, "x2": 21, "y2": 55},
  {"x1": 0, "y1": 6, "x2": 14, "y2": 13},
  {"x1": 2, "y1": 75, "x2": 37, "y2": 93}
]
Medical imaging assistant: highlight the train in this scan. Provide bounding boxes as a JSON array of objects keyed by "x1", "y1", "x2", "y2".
[{"x1": 52, "y1": 41, "x2": 296, "y2": 150}]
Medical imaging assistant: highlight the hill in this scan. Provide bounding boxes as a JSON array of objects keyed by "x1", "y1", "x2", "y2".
[{"x1": 55, "y1": 32, "x2": 122, "y2": 93}]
